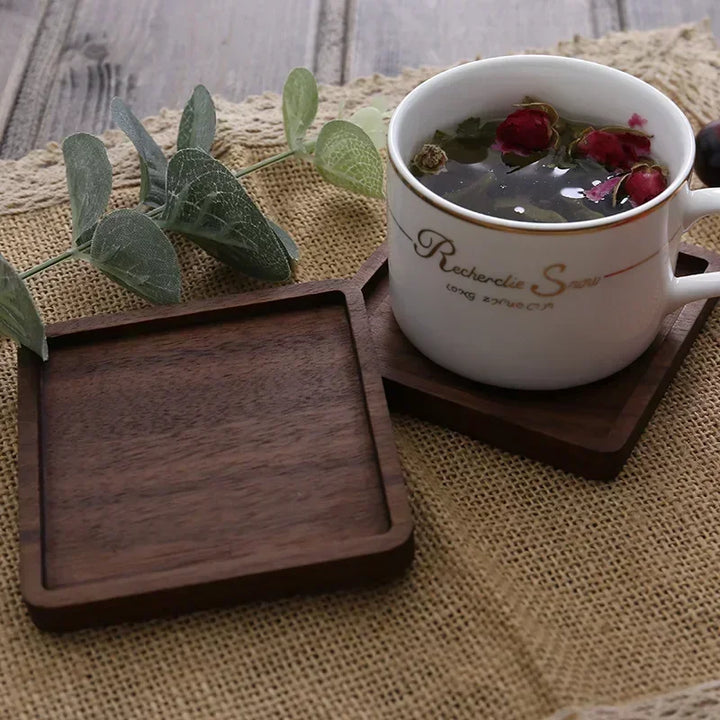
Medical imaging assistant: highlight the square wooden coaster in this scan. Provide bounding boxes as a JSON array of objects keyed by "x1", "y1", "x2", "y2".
[
  {"x1": 17, "y1": 281, "x2": 413, "y2": 631},
  {"x1": 354, "y1": 243, "x2": 720, "y2": 480}
]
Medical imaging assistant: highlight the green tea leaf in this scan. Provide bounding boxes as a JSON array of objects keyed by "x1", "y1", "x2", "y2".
[
  {"x1": 268, "y1": 220, "x2": 300, "y2": 263},
  {"x1": 282, "y1": 67, "x2": 318, "y2": 153},
  {"x1": 502, "y1": 150, "x2": 545, "y2": 170},
  {"x1": 455, "y1": 119, "x2": 499, "y2": 145},
  {"x1": 455, "y1": 117, "x2": 483, "y2": 138},
  {"x1": 177, "y1": 85, "x2": 216, "y2": 153},
  {"x1": 314, "y1": 120, "x2": 384, "y2": 198},
  {"x1": 0, "y1": 253, "x2": 47, "y2": 360},
  {"x1": 554, "y1": 155, "x2": 578, "y2": 170},
  {"x1": 348, "y1": 106, "x2": 387, "y2": 150},
  {"x1": 62, "y1": 133, "x2": 112, "y2": 243},
  {"x1": 496, "y1": 199, "x2": 566, "y2": 223},
  {"x1": 441, "y1": 138, "x2": 488, "y2": 165},
  {"x1": 164, "y1": 148, "x2": 290, "y2": 281},
  {"x1": 89, "y1": 209, "x2": 181, "y2": 304},
  {"x1": 111, "y1": 97, "x2": 167, "y2": 207},
  {"x1": 443, "y1": 172, "x2": 496, "y2": 207},
  {"x1": 432, "y1": 129, "x2": 453, "y2": 146},
  {"x1": 560, "y1": 197, "x2": 604, "y2": 221},
  {"x1": 431, "y1": 128, "x2": 492, "y2": 163}
]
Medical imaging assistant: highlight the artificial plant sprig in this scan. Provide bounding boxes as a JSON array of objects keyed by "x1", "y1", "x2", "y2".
[{"x1": 0, "y1": 67, "x2": 388, "y2": 360}]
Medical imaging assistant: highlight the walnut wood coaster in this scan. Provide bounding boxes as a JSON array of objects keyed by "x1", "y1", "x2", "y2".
[
  {"x1": 17, "y1": 282, "x2": 413, "y2": 631},
  {"x1": 354, "y1": 243, "x2": 720, "y2": 481}
]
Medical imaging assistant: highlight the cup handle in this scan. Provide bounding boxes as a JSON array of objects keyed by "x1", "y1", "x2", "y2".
[{"x1": 666, "y1": 187, "x2": 720, "y2": 313}]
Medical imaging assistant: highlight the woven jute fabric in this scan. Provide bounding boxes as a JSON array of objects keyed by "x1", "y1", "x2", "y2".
[{"x1": 1, "y1": 22, "x2": 720, "y2": 720}]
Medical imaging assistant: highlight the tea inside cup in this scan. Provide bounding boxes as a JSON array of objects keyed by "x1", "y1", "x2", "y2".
[{"x1": 389, "y1": 55, "x2": 694, "y2": 230}]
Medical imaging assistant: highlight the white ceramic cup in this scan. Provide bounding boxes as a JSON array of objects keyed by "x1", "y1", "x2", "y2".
[{"x1": 386, "y1": 55, "x2": 720, "y2": 390}]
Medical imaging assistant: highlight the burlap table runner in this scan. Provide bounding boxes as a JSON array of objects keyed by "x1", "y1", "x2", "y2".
[{"x1": 1, "y1": 22, "x2": 719, "y2": 720}]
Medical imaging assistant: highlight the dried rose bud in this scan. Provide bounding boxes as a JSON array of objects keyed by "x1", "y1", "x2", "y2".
[
  {"x1": 494, "y1": 107, "x2": 556, "y2": 155},
  {"x1": 412, "y1": 143, "x2": 448, "y2": 174},
  {"x1": 572, "y1": 127, "x2": 652, "y2": 171},
  {"x1": 621, "y1": 164, "x2": 667, "y2": 205}
]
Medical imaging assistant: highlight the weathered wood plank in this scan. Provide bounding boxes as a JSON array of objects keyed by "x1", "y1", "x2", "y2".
[
  {"x1": 314, "y1": 0, "x2": 349, "y2": 84},
  {"x1": 622, "y1": 0, "x2": 720, "y2": 37},
  {"x1": 2, "y1": 0, "x2": 325, "y2": 158},
  {"x1": 344, "y1": 0, "x2": 621, "y2": 80},
  {"x1": 0, "y1": 0, "x2": 48, "y2": 147}
]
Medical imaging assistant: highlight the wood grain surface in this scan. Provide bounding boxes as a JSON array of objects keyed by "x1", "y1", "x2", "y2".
[
  {"x1": 622, "y1": 0, "x2": 720, "y2": 36},
  {"x1": 354, "y1": 243, "x2": 720, "y2": 481},
  {"x1": 2, "y1": 0, "x2": 718, "y2": 159},
  {"x1": 17, "y1": 281, "x2": 413, "y2": 630},
  {"x1": 344, "y1": 0, "x2": 620, "y2": 79},
  {"x1": 0, "y1": 0, "x2": 47, "y2": 142}
]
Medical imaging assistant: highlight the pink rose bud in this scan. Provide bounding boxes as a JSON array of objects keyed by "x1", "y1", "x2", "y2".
[
  {"x1": 623, "y1": 165, "x2": 667, "y2": 205},
  {"x1": 494, "y1": 108, "x2": 554, "y2": 155},
  {"x1": 573, "y1": 129, "x2": 652, "y2": 170}
]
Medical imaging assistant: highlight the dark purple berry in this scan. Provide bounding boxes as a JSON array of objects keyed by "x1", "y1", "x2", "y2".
[{"x1": 694, "y1": 121, "x2": 720, "y2": 186}]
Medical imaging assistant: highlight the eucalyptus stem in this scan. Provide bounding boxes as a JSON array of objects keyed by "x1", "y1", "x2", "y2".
[
  {"x1": 20, "y1": 242, "x2": 90, "y2": 280},
  {"x1": 234, "y1": 147, "x2": 298, "y2": 178}
]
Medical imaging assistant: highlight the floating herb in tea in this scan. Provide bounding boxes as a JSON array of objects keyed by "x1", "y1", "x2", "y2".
[{"x1": 411, "y1": 98, "x2": 668, "y2": 223}]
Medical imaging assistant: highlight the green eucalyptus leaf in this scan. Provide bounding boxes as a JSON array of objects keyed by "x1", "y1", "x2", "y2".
[
  {"x1": 369, "y1": 95, "x2": 390, "y2": 114},
  {"x1": 268, "y1": 220, "x2": 300, "y2": 263},
  {"x1": 0, "y1": 253, "x2": 47, "y2": 360},
  {"x1": 62, "y1": 133, "x2": 112, "y2": 243},
  {"x1": 348, "y1": 106, "x2": 387, "y2": 150},
  {"x1": 89, "y1": 209, "x2": 181, "y2": 304},
  {"x1": 164, "y1": 148, "x2": 290, "y2": 281},
  {"x1": 282, "y1": 67, "x2": 318, "y2": 152},
  {"x1": 76, "y1": 223, "x2": 97, "y2": 256},
  {"x1": 314, "y1": 120, "x2": 384, "y2": 199},
  {"x1": 163, "y1": 146, "x2": 218, "y2": 197},
  {"x1": 177, "y1": 85, "x2": 216, "y2": 152},
  {"x1": 111, "y1": 97, "x2": 167, "y2": 207}
]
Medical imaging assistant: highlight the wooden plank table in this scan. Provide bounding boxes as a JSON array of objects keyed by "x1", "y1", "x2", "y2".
[{"x1": 0, "y1": 0, "x2": 718, "y2": 159}]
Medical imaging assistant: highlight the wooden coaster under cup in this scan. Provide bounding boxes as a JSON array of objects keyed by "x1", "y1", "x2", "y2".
[{"x1": 353, "y1": 242, "x2": 720, "y2": 481}]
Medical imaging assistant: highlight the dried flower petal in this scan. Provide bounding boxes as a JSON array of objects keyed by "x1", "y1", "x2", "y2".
[
  {"x1": 412, "y1": 143, "x2": 448, "y2": 174},
  {"x1": 584, "y1": 175, "x2": 623, "y2": 203},
  {"x1": 628, "y1": 113, "x2": 647, "y2": 129},
  {"x1": 494, "y1": 107, "x2": 555, "y2": 156}
]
